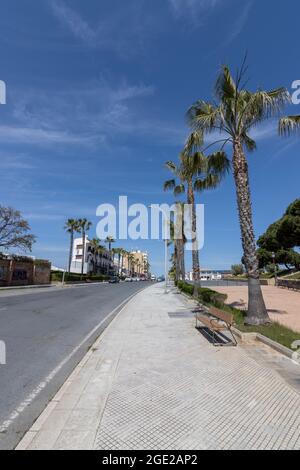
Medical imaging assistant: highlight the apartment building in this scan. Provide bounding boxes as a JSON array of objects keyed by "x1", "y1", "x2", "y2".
[{"x1": 70, "y1": 238, "x2": 115, "y2": 275}]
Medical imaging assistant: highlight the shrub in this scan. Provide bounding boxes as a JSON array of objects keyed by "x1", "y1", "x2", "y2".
[
  {"x1": 51, "y1": 271, "x2": 110, "y2": 283},
  {"x1": 198, "y1": 288, "x2": 227, "y2": 306},
  {"x1": 177, "y1": 280, "x2": 194, "y2": 296}
]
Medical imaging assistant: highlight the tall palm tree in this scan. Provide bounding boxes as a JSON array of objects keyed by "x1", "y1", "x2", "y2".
[
  {"x1": 128, "y1": 254, "x2": 135, "y2": 277},
  {"x1": 112, "y1": 247, "x2": 122, "y2": 276},
  {"x1": 64, "y1": 219, "x2": 80, "y2": 274},
  {"x1": 120, "y1": 249, "x2": 127, "y2": 276},
  {"x1": 89, "y1": 238, "x2": 105, "y2": 274},
  {"x1": 172, "y1": 202, "x2": 186, "y2": 282},
  {"x1": 78, "y1": 219, "x2": 92, "y2": 279},
  {"x1": 188, "y1": 63, "x2": 289, "y2": 324},
  {"x1": 164, "y1": 131, "x2": 229, "y2": 296},
  {"x1": 105, "y1": 236, "x2": 115, "y2": 274}
]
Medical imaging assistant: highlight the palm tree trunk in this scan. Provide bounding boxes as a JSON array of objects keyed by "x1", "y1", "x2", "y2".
[
  {"x1": 174, "y1": 241, "x2": 180, "y2": 282},
  {"x1": 68, "y1": 230, "x2": 74, "y2": 274},
  {"x1": 187, "y1": 181, "x2": 201, "y2": 296},
  {"x1": 233, "y1": 139, "x2": 270, "y2": 325},
  {"x1": 178, "y1": 238, "x2": 185, "y2": 280}
]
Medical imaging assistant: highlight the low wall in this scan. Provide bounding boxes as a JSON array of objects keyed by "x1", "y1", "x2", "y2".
[
  {"x1": 0, "y1": 258, "x2": 51, "y2": 287},
  {"x1": 278, "y1": 279, "x2": 300, "y2": 291}
]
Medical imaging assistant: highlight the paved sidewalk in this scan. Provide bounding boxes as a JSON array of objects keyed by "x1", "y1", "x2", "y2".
[{"x1": 18, "y1": 284, "x2": 300, "y2": 450}]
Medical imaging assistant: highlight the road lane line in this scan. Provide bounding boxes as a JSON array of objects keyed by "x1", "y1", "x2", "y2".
[{"x1": 0, "y1": 286, "x2": 148, "y2": 435}]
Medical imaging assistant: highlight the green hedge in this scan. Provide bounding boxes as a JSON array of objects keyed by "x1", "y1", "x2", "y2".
[
  {"x1": 177, "y1": 280, "x2": 194, "y2": 296},
  {"x1": 177, "y1": 281, "x2": 227, "y2": 306},
  {"x1": 51, "y1": 271, "x2": 110, "y2": 283}
]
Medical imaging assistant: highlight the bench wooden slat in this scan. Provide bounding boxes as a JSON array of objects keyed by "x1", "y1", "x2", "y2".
[
  {"x1": 207, "y1": 306, "x2": 233, "y2": 326},
  {"x1": 196, "y1": 315, "x2": 227, "y2": 331},
  {"x1": 195, "y1": 305, "x2": 237, "y2": 347}
]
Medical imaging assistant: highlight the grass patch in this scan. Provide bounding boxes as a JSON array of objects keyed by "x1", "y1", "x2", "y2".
[{"x1": 177, "y1": 281, "x2": 300, "y2": 350}]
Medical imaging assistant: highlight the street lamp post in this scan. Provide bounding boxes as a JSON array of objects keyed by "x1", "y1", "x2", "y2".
[
  {"x1": 272, "y1": 252, "x2": 278, "y2": 286},
  {"x1": 163, "y1": 222, "x2": 169, "y2": 295},
  {"x1": 149, "y1": 205, "x2": 169, "y2": 294}
]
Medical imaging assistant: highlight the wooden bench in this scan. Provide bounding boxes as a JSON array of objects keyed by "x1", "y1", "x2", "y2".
[{"x1": 195, "y1": 306, "x2": 237, "y2": 347}]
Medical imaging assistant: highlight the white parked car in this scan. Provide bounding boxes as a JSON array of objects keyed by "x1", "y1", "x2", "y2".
[{"x1": 125, "y1": 277, "x2": 133, "y2": 282}]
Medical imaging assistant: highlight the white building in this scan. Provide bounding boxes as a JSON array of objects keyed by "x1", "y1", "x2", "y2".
[
  {"x1": 70, "y1": 238, "x2": 115, "y2": 275},
  {"x1": 185, "y1": 270, "x2": 223, "y2": 281}
]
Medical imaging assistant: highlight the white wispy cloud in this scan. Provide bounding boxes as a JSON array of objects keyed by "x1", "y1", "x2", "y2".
[
  {"x1": 51, "y1": 0, "x2": 96, "y2": 44},
  {"x1": 4, "y1": 79, "x2": 158, "y2": 147},
  {"x1": 49, "y1": 0, "x2": 154, "y2": 57},
  {"x1": 222, "y1": 2, "x2": 252, "y2": 47},
  {"x1": 169, "y1": 0, "x2": 221, "y2": 19},
  {"x1": 0, "y1": 126, "x2": 98, "y2": 146}
]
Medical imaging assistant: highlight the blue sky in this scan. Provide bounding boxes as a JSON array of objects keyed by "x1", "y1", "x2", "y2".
[{"x1": 0, "y1": 0, "x2": 299, "y2": 274}]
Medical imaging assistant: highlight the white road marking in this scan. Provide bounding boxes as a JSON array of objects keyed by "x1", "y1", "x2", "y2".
[
  {"x1": 0, "y1": 307, "x2": 7, "y2": 312},
  {"x1": 0, "y1": 288, "x2": 144, "y2": 434}
]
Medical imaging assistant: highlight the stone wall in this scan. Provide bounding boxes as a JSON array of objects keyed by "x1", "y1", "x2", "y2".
[
  {"x1": 0, "y1": 258, "x2": 51, "y2": 287},
  {"x1": 33, "y1": 263, "x2": 51, "y2": 285}
]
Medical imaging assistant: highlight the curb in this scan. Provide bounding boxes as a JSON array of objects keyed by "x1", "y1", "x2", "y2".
[{"x1": 0, "y1": 284, "x2": 54, "y2": 291}]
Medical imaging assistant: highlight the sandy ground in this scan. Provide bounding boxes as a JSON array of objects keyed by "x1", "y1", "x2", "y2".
[{"x1": 213, "y1": 286, "x2": 300, "y2": 333}]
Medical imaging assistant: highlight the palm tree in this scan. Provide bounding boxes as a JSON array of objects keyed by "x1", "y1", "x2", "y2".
[
  {"x1": 64, "y1": 219, "x2": 80, "y2": 274},
  {"x1": 120, "y1": 249, "x2": 127, "y2": 276},
  {"x1": 188, "y1": 63, "x2": 289, "y2": 324},
  {"x1": 105, "y1": 236, "x2": 115, "y2": 275},
  {"x1": 112, "y1": 247, "x2": 122, "y2": 276},
  {"x1": 164, "y1": 131, "x2": 229, "y2": 296},
  {"x1": 89, "y1": 238, "x2": 105, "y2": 274},
  {"x1": 128, "y1": 254, "x2": 135, "y2": 277},
  {"x1": 171, "y1": 202, "x2": 186, "y2": 282},
  {"x1": 78, "y1": 219, "x2": 92, "y2": 279}
]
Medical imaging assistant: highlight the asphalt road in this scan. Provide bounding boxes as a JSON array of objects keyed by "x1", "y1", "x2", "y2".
[{"x1": 0, "y1": 282, "x2": 150, "y2": 450}]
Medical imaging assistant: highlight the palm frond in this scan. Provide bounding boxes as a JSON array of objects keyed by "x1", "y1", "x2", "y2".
[
  {"x1": 165, "y1": 161, "x2": 178, "y2": 174},
  {"x1": 207, "y1": 151, "x2": 230, "y2": 176},
  {"x1": 174, "y1": 184, "x2": 185, "y2": 196},
  {"x1": 279, "y1": 115, "x2": 300, "y2": 136},
  {"x1": 194, "y1": 174, "x2": 220, "y2": 192},
  {"x1": 215, "y1": 65, "x2": 236, "y2": 101},
  {"x1": 242, "y1": 88, "x2": 290, "y2": 130},
  {"x1": 163, "y1": 179, "x2": 176, "y2": 192},
  {"x1": 241, "y1": 132, "x2": 257, "y2": 152},
  {"x1": 187, "y1": 100, "x2": 221, "y2": 132},
  {"x1": 182, "y1": 131, "x2": 204, "y2": 157}
]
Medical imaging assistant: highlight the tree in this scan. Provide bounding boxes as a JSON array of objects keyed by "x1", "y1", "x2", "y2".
[
  {"x1": 64, "y1": 219, "x2": 80, "y2": 274},
  {"x1": 113, "y1": 247, "x2": 122, "y2": 276},
  {"x1": 168, "y1": 204, "x2": 186, "y2": 283},
  {"x1": 231, "y1": 264, "x2": 244, "y2": 276},
  {"x1": 0, "y1": 206, "x2": 36, "y2": 252},
  {"x1": 105, "y1": 236, "x2": 115, "y2": 275},
  {"x1": 276, "y1": 199, "x2": 300, "y2": 249},
  {"x1": 188, "y1": 63, "x2": 289, "y2": 325},
  {"x1": 89, "y1": 238, "x2": 105, "y2": 274},
  {"x1": 164, "y1": 131, "x2": 229, "y2": 296},
  {"x1": 78, "y1": 219, "x2": 92, "y2": 278},
  {"x1": 128, "y1": 253, "x2": 135, "y2": 277},
  {"x1": 257, "y1": 199, "x2": 300, "y2": 270}
]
